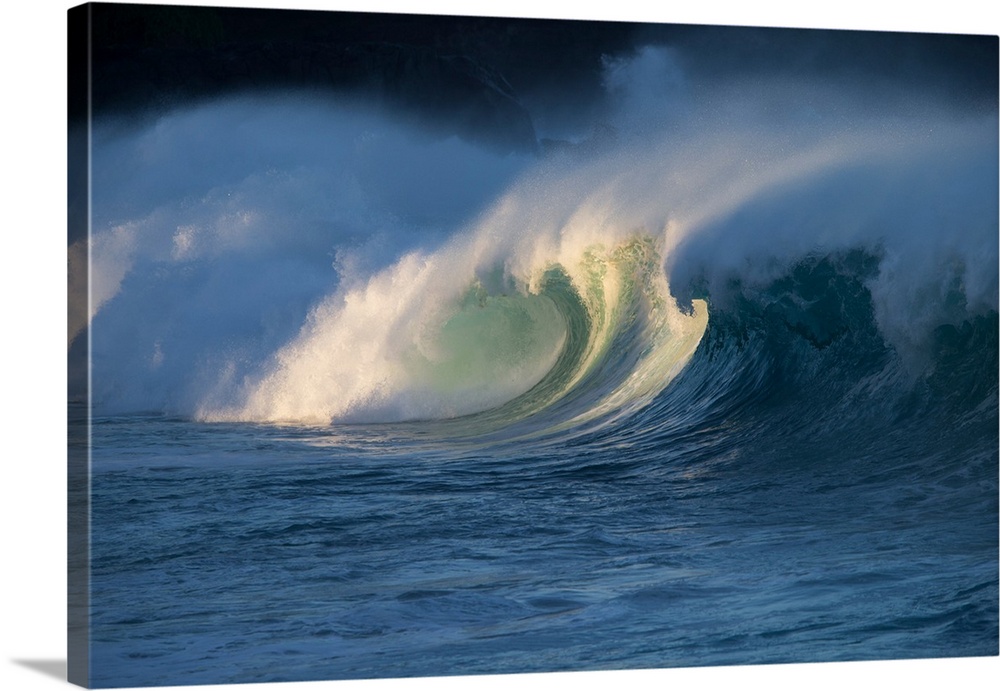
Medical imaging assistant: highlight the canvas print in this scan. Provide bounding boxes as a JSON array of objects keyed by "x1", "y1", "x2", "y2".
[{"x1": 68, "y1": 2, "x2": 998, "y2": 688}]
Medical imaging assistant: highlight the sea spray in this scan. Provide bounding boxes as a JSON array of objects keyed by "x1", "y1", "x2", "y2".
[{"x1": 82, "y1": 50, "x2": 997, "y2": 427}]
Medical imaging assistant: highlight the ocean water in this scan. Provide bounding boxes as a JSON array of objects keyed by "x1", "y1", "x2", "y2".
[{"x1": 71, "y1": 34, "x2": 998, "y2": 688}]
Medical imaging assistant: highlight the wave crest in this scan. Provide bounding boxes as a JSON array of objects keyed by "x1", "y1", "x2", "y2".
[{"x1": 204, "y1": 235, "x2": 707, "y2": 428}]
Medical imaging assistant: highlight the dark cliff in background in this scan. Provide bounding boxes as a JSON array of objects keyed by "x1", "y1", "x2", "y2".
[{"x1": 73, "y1": 3, "x2": 997, "y2": 154}]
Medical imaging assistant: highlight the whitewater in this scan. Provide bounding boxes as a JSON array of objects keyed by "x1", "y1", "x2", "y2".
[{"x1": 71, "y1": 40, "x2": 997, "y2": 688}]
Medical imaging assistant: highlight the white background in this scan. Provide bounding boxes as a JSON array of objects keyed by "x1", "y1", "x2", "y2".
[{"x1": 2, "y1": 1, "x2": 997, "y2": 690}]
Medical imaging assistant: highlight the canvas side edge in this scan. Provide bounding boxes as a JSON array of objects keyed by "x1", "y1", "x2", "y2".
[{"x1": 67, "y1": 3, "x2": 92, "y2": 688}]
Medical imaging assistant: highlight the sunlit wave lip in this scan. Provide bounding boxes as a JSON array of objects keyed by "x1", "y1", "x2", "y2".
[{"x1": 204, "y1": 234, "x2": 709, "y2": 433}]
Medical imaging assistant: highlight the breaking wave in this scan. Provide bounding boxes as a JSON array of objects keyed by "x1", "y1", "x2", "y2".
[{"x1": 76, "y1": 47, "x2": 997, "y2": 443}]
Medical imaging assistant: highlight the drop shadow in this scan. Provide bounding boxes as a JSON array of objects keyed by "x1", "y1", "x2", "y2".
[{"x1": 11, "y1": 659, "x2": 67, "y2": 681}]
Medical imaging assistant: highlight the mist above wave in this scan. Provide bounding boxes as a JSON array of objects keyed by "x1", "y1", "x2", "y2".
[{"x1": 77, "y1": 39, "x2": 997, "y2": 423}]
